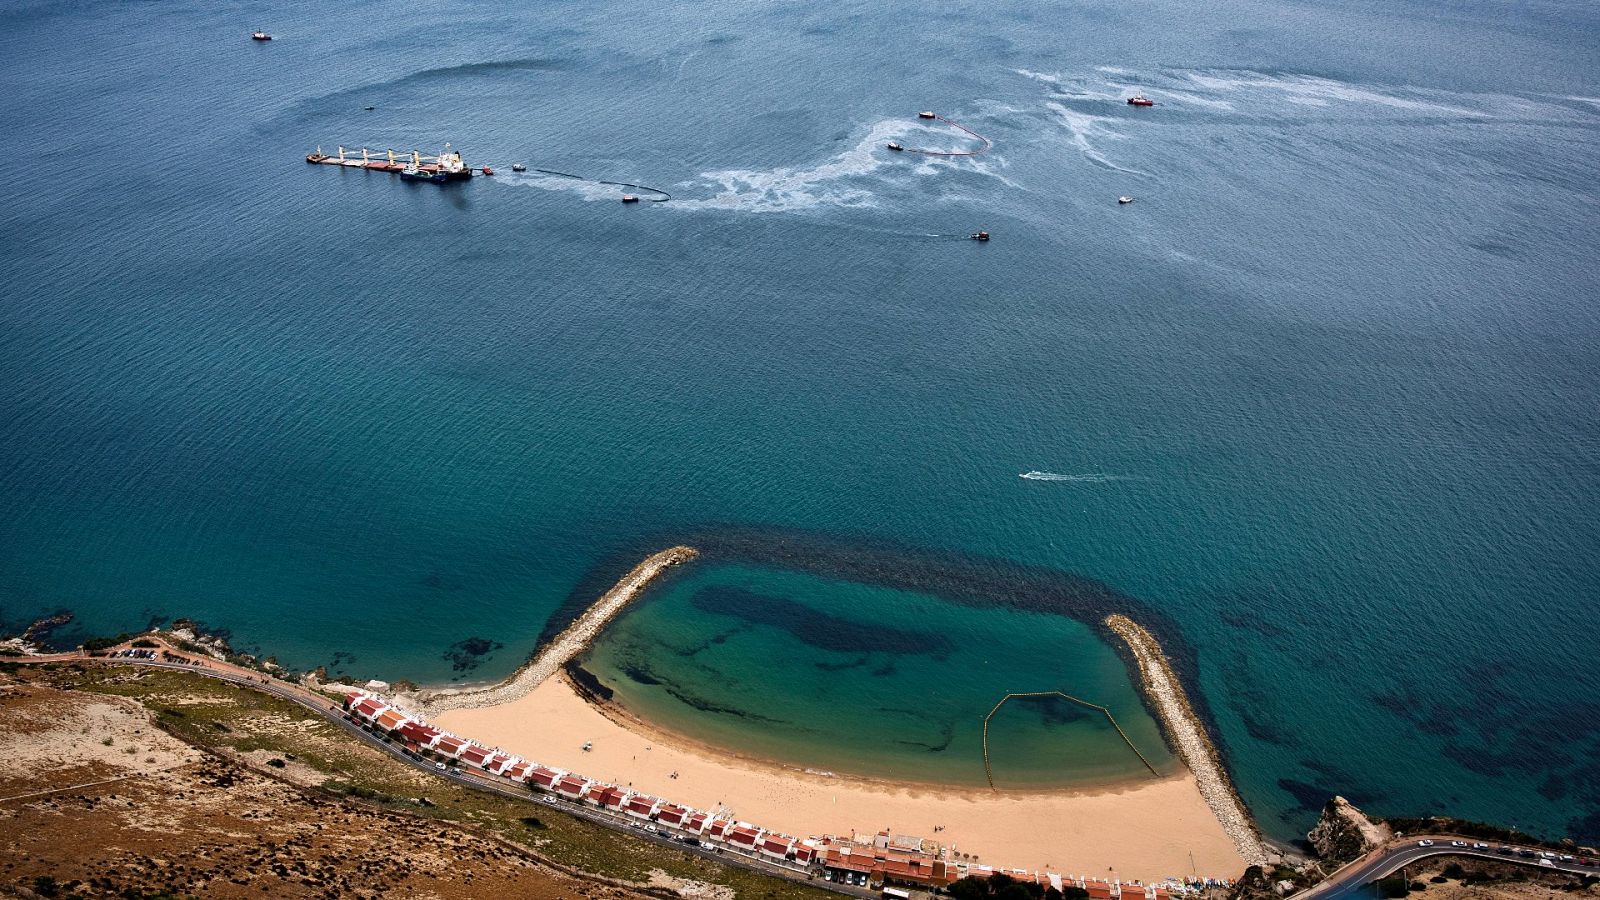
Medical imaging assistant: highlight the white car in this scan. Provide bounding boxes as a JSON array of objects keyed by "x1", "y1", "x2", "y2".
[
  {"x1": 1418, "y1": 840, "x2": 1435, "y2": 847},
  {"x1": 1451, "y1": 841, "x2": 1467, "y2": 848}
]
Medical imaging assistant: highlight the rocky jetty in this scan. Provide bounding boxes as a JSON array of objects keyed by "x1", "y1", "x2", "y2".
[
  {"x1": 1105, "y1": 613, "x2": 1271, "y2": 866},
  {"x1": 398, "y1": 546, "x2": 698, "y2": 717},
  {"x1": 1308, "y1": 796, "x2": 1389, "y2": 866}
]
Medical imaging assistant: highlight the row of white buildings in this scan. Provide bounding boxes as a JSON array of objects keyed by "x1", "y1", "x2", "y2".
[
  {"x1": 343, "y1": 691, "x2": 819, "y2": 865},
  {"x1": 342, "y1": 691, "x2": 1210, "y2": 895}
]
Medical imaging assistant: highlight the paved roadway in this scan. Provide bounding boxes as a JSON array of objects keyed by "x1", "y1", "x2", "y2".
[
  {"x1": 11, "y1": 647, "x2": 874, "y2": 899},
  {"x1": 1292, "y1": 837, "x2": 1596, "y2": 900}
]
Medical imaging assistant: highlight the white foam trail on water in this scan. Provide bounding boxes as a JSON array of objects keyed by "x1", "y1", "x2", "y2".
[
  {"x1": 1019, "y1": 471, "x2": 1139, "y2": 483},
  {"x1": 672, "y1": 118, "x2": 1006, "y2": 213},
  {"x1": 1180, "y1": 70, "x2": 1482, "y2": 116},
  {"x1": 1043, "y1": 101, "x2": 1148, "y2": 175},
  {"x1": 672, "y1": 50, "x2": 698, "y2": 86}
]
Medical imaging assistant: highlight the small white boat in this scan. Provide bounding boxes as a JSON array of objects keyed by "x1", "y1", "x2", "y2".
[
  {"x1": 1118, "y1": 196, "x2": 1134, "y2": 204},
  {"x1": 510, "y1": 163, "x2": 527, "y2": 172}
]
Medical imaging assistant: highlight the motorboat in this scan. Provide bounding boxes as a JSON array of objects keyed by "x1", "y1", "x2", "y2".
[{"x1": 1127, "y1": 95, "x2": 1155, "y2": 106}]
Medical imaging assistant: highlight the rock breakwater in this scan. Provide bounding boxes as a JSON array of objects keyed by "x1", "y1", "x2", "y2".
[
  {"x1": 1106, "y1": 613, "x2": 1270, "y2": 866},
  {"x1": 399, "y1": 546, "x2": 698, "y2": 718}
]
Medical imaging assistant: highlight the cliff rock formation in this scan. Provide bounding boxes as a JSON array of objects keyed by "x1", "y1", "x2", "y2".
[{"x1": 1309, "y1": 796, "x2": 1390, "y2": 866}]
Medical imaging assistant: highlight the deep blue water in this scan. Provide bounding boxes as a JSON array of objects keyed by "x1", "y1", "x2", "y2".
[{"x1": 2, "y1": 0, "x2": 1598, "y2": 844}]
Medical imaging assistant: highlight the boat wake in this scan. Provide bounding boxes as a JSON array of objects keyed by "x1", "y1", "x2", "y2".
[{"x1": 1018, "y1": 471, "x2": 1137, "y2": 483}]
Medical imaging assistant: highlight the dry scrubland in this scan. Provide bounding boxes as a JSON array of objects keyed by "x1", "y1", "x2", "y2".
[
  {"x1": 0, "y1": 662, "x2": 835, "y2": 900},
  {"x1": 1393, "y1": 856, "x2": 1600, "y2": 900}
]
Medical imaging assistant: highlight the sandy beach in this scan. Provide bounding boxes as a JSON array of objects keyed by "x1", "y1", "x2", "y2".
[{"x1": 435, "y1": 672, "x2": 1246, "y2": 882}]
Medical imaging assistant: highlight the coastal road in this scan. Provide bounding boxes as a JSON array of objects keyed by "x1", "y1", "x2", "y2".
[
  {"x1": 1292, "y1": 838, "x2": 1596, "y2": 900},
  {"x1": 11, "y1": 647, "x2": 875, "y2": 899}
]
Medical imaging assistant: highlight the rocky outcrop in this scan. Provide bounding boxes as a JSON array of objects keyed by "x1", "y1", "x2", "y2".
[
  {"x1": 1229, "y1": 865, "x2": 1280, "y2": 900},
  {"x1": 1308, "y1": 796, "x2": 1390, "y2": 866}
]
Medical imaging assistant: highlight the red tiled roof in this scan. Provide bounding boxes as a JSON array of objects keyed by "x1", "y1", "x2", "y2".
[
  {"x1": 706, "y1": 819, "x2": 731, "y2": 838},
  {"x1": 760, "y1": 836, "x2": 792, "y2": 854},
  {"x1": 822, "y1": 850, "x2": 875, "y2": 874},
  {"x1": 461, "y1": 745, "x2": 492, "y2": 765},
  {"x1": 876, "y1": 856, "x2": 951, "y2": 887},
  {"x1": 373, "y1": 709, "x2": 408, "y2": 730},
  {"x1": 729, "y1": 826, "x2": 760, "y2": 845},
  {"x1": 529, "y1": 767, "x2": 559, "y2": 787},
  {"x1": 684, "y1": 812, "x2": 708, "y2": 832},
  {"x1": 625, "y1": 796, "x2": 656, "y2": 814},
  {"x1": 487, "y1": 754, "x2": 511, "y2": 770},
  {"x1": 434, "y1": 735, "x2": 465, "y2": 754},
  {"x1": 794, "y1": 845, "x2": 816, "y2": 863},
  {"x1": 591, "y1": 786, "x2": 627, "y2": 808},
  {"x1": 397, "y1": 722, "x2": 438, "y2": 744},
  {"x1": 556, "y1": 775, "x2": 587, "y2": 793},
  {"x1": 504, "y1": 762, "x2": 530, "y2": 780},
  {"x1": 657, "y1": 805, "x2": 687, "y2": 824}
]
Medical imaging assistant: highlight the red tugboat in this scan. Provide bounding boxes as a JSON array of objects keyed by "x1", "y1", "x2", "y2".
[
  {"x1": 1127, "y1": 95, "x2": 1155, "y2": 106},
  {"x1": 970, "y1": 230, "x2": 990, "y2": 242},
  {"x1": 251, "y1": 29, "x2": 272, "y2": 41}
]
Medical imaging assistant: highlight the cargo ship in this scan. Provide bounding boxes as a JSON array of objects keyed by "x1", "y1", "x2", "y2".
[{"x1": 306, "y1": 143, "x2": 476, "y2": 182}]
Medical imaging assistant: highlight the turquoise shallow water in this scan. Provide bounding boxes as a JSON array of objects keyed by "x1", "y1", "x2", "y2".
[
  {"x1": 2, "y1": 0, "x2": 1598, "y2": 844},
  {"x1": 584, "y1": 560, "x2": 1176, "y2": 788}
]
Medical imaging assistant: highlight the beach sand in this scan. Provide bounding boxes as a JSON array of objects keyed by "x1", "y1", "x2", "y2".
[{"x1": 435, "y1": 673, "x2": 1246, "y2": 881}]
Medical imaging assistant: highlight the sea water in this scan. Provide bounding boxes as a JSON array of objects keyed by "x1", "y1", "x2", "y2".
[{"x1": 1, "y1": 0, "x2": 1597, "y2": 843}]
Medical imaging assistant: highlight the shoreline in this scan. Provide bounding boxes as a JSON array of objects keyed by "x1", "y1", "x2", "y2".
[
  {"x1": 563, "y1": 666, "x2": 1166, "y2": 799},
  {"x1": 394, "y1": 546, "x2": 697, "y2": 718},
  {"x1": 374, "y1": 543, "x2": 1259, "y2": 877},
  {"x1": 1105, "y1": 614, "x2": 1271, "y2": 867},
  {"x1": 435, "y1": 670, "x2": 1248, "y2": 879}
]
